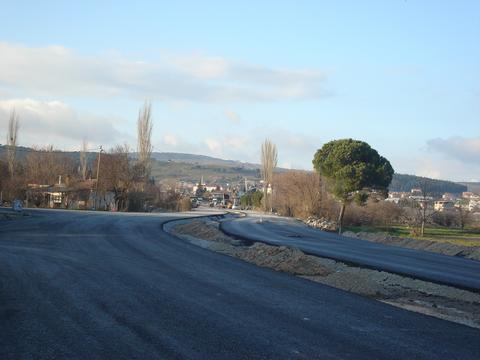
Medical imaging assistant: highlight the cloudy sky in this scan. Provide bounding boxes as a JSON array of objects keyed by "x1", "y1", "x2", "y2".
[{"x1": 0, "y1": 1, "x2": 479, "y2": 181}]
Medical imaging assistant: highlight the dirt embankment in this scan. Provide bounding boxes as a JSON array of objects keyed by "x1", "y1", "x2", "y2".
[
  {"x1": 170, "y1": 219, "x2": 480, "y2": 329},
  {"x1": 170, "y1": 220, "x2": 330, "y2": 277},
  {"x1": 342, "y1": 231, "x2": 480, "y2": 261}
]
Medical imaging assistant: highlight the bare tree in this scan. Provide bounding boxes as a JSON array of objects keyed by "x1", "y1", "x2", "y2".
[
  {"x1": 95, "y1": 144, "x2": 145, "y2": 211},
  {"x1": 260, "y1": 138, "x2": 278, "y2": 211},
  {"x1": 402, "y1": 179, "x2": 437, "y2": 237},
  {"x1": 25, "y1": 145, "x2": 76, "y2": 185},
  {"x1": 456, "y1": 202, "x2": 472, "y2": 231},
  {"x1": 273, "y1": 171, "x2": 325, "y2": 218},
  {"x1": 7, "y1": 109, "x2": 19, "y2": 178},
  {"x1": 80, "y1": 139, "x2": 88, "y2": 180},
  {"x1": 137, "y1": 100, "x2": 153, "y2": 181}
]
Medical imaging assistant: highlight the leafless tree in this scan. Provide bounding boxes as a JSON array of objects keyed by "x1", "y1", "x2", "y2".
[
  {"x1": 260, "y1": 138, "x2": 278, "y2": 211},
  {"x1": 137, "y1": 100, "x2": 153, "y2": 181},
  {"x1": 95, "y1": 144, "x2": 146, "y2": 211},
  {"x1": 343, "y1": 200, "x2": 403, "y2": 228},
  {"x1": 6, "y1": 109, "x2": 19, "y2": 178},
  {"x1": 80, "y1": 139, "x2": 88, "y2": 180},
  {"x1": 25, "y1": 145, "x2": 76, "y2": 185},
  {"x1": 456, "y1": 204, "x2": 472, "y2": 231},
  {"x1": 416, "y1": 179, "x2": 436, "y2": 236},
  {"x1": 273, "y1": 171, "x2": 326, "y2": 218},
  {"x1": 401, "y1": 179, "x2": 437, "y2": 237}
]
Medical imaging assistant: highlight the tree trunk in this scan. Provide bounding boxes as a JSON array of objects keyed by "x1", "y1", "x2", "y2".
[
  {"x1": 338, "y1": 202, "x2": 346, "y2": 234},
  {"x1": 263, "y1": 185, "x2": 267, "y2": 212},
  {"x1": 420, "y1": 206, "x2": 426, "y2": 237}
]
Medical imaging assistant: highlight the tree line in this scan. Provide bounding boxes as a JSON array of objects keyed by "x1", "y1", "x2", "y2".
[
  {"x1": 255, "y1": 138, "x2": 476, "y2": 235},
  {"x1": 0, "y1": 101, "x2": 191, "y2": 212},
  {"x1": 389, "y1": 174, "x2": 467, "y2": 195}
]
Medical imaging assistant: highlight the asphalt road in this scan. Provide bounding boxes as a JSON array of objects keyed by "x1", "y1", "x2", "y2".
[
  {"x1": 1, "y1": 209, "x2": 479, "y2": 359},
  {"x1": 221, "y1": 214, "x2": 480, "y2": 291}
]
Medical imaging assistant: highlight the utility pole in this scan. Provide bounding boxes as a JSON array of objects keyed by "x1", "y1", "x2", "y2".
[{"x1": 94, "y1": 146, "x2": 103, "y2": 210}]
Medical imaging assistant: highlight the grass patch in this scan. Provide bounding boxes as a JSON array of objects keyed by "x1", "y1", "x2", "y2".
[{"x1": 344, "y1": 225, "x2": 480, "y2": 247}]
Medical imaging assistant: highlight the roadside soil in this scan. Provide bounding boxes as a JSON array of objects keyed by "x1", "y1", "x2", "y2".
[
  {"x1": 342, "y1": 231, "x2": 480, "y2": 261},
  {"x1": 169, "y1": 219, "x2": 480, "y2": 329}
]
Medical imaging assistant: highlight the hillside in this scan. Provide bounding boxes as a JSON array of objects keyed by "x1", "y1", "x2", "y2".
[
  {"x1": 0, "y1": 145, "x2": 473, "y2": 192},
  {"x1": 389, "y1": 174, "x2": 467, "y2": 195},
  {"x1": 151, "y1": 152, "x2": 260, "y2": 169},
  {"x1": 151, "y1": 160, "x2": 260, "y2": 185},
  {"x1": 154, "y1": 155, "x2": 470, "y2": 193},
  {"x1": 458, "y1": 182, "x2": 480, "y2": 194},
  {"x1": 150, "y1": 152, "x2": 263, "y2": 185},
  {"x1": 0, "y1": 145, "x2": 91, "y2": 162}
]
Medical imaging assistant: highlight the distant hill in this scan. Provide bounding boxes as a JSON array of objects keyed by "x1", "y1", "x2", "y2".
[
  {"x1": 458, "y1": 182, "x2": 480, "y2": 194},
  {"x1": 151, "y1": 160, "x2": 261, "y2": 185},
  {"x1": 0, "y1": 145, "x2": 263, "y2": 186},
  {"x1": 151, "y1": 152, "x2": 260, "y2": 169},
  {"x1": 150, "y1": 152, "x2": 267, "y2": 185},
  {"x1": 0, "y1": 145, "x2": 473, "y2": 192},
  {"x1": 151, "y1": 155, "x2": 471, "y2": 193},
  {"x1": 0, "y1": 144, "x2": 45, "y2": 161},
  {"x1": 0, "y1": 144, "x2": 95, "y2": 164},
  {"x1": 389, "y1": 174, "x2": 467, "y2": 195}
]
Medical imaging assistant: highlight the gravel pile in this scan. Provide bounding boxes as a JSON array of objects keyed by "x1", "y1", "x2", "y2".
[
  {"x1": 304, "y1": 216, "x2": 338, "y2": 232},
  {"x1": 235, "y1": 243, "x2": 331, "y2": 277}
]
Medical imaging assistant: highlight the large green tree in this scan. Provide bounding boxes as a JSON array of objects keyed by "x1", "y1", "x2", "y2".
[{"x1": 312, "y1": 139, "x2": 394, "y2": 233}]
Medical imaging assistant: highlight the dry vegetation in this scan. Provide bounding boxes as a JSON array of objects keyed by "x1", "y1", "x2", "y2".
[
  {"x1": 271, "y1": 171, "x2": 479, "y2": 245},
  {"x1": 260, "y1": 138, "x2": 277, "y2": 211},
  {"x1": 0, "y1": 105, "x2": 191, "y2": 212},
  {"x1": 272, "y1": 171, "x2": 337, "y2": 219},
  {"x1": 272, "y1": 171, "x2": 404, "y2": 227}
]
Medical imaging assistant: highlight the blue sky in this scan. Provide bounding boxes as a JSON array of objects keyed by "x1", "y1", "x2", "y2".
[{"x1": 0, "y1": 1, "x2": 479, "y2": 181}]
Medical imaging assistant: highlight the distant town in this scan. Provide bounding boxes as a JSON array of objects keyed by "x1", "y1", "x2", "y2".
[{"x1": 387, "y1": 189, "x2": 480, "y2": 213}]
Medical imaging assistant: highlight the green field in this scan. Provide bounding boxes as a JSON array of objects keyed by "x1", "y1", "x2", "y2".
[{"x1": 344, "y1": 225, "x2": 480, "y2": 247}]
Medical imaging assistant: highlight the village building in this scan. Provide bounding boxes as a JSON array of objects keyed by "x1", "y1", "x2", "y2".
[{"x1": 434, "y1": 200, "x2": 455, "y2": 212}]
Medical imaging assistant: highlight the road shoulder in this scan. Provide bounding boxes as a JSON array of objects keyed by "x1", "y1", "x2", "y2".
[{"x1": 166, "y1": 216, "x2": 480, "y2": 329}]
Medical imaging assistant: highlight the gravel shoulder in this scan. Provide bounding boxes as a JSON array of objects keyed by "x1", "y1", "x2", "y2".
[
  {"x1": 167, "y1": 218, "x2": 480, "y2": 329},
  {"x1": 341, "y1": 231, "x2": 480, "y2": 261}
]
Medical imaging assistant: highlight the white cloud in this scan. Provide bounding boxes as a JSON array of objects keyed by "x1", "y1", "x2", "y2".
[
  {"x1": 156, "y1": 133, "x2": 204, "y2": 155},
  {"x1": 427, "y1": 136, "x2": 480, "y2": 164},
  {"x1": 167, "y1": 53, "x2": 229, "y2": 79},
  {"x1": 163, "y1": 134, "x2": 180, "y2": 147},
  {"x1": 205, "y1": 138, "x2": 222, "y2": 154},
  {"x1": 0, "y1": 42, "x2": 328, "y2": 103},
  {"x1": 158, "y1": 134, "x2": 252, "y2": 160},
  {"x1": 225, "y1": 137, "x2": 248, "y2": 150},
  {"x1": 0, "y1": 98, "x2": 132, "y2": 149},
  {"x1": 153, "y1": 128, "x2": 319, "y2": 170},
  {"x1": 392, "y1": 152, "x2": 480, "y2": 182}
]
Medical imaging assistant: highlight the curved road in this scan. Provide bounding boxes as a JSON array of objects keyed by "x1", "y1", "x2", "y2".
[
  {"x1": 221, "y1": 214, "x2": 480, "y2": 291},
  {"x1": 1, "y1": 209, "x2": 479, "y2": 359}
]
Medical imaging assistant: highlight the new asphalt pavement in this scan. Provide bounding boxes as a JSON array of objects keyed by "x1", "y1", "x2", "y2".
[
  {"x1": 220, "y1": 214, "x2": 480, "y2": 291},
  {"x1": 1, "y1": 209, "x2": 479, "y2": 359}
]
